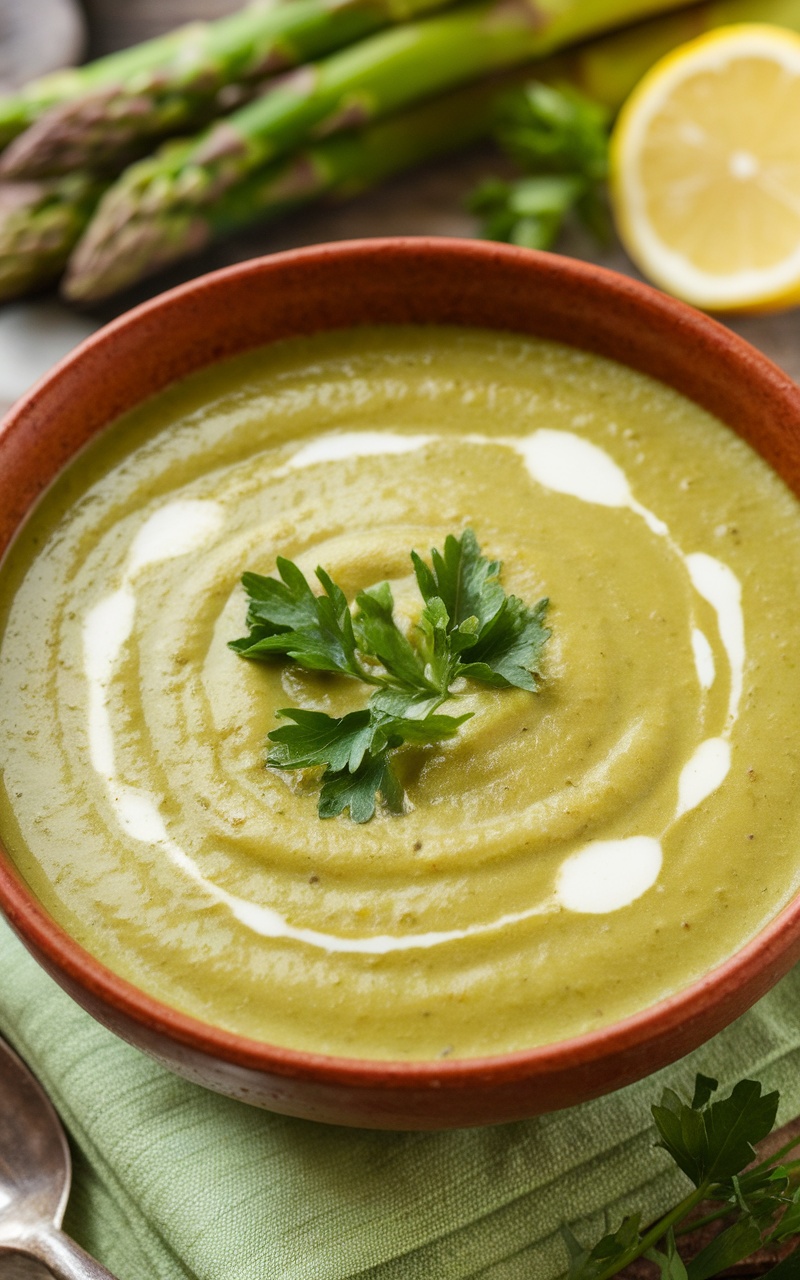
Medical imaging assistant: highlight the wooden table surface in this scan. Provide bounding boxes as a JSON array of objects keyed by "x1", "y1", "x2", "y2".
[
  {"x1": 13, "y1": 3, "x2": 800, "y2": 1276},
  {"x1": 78, "y1": 0, "x2": 800, "y2": 385}
]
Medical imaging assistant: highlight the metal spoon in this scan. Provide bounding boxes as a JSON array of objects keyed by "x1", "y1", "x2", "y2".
[{"x1": 0, "y1": 1036, "x2": 118, "y2": 1279}]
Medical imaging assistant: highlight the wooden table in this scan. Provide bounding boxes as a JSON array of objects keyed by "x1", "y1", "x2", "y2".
[{"x1": 74, "y1": 0, "x2": 800, "y2": 387}]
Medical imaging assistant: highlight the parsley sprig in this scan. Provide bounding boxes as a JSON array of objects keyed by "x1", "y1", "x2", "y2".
[
  {"x1": 469, "y1": 80, "x2": 611, "y2": 252},
  {"x1": 230, "y1": 528, "x2": 550, "y2": 821},
  {"x1": 565, "y1": 1073, "x2": 800, "y2": 1278}
]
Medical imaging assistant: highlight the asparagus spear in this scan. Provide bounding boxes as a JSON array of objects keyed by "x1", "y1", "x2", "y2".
[
  {"x1": 64, "y1": 0, "x2": 702, "y2": 300},
  {"x1": 0, "y1": 0, "x2": 455, "y2": 179},
  {"x1": 0, "y1": 176, "x2": 105, "y2": 302},
  {"x1": 63, "y1": 74, "x2": 520, "y2": 302},
  {"x1": 39, "y1": 0, "x2": 800, "y2": 305}
]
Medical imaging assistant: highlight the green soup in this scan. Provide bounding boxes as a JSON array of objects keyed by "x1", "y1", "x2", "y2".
[{"x1": 2, "y1": 326, "x2": 800, "y2": 1060}]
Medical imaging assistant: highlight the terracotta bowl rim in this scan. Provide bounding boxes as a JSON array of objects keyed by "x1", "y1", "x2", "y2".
[{"x1": 2, "y1": 235, "x2": 800, "y2": 1091}]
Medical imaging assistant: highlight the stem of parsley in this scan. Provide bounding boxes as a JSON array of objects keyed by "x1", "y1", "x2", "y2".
[
  {"x1": 589, "y1": 1187, "x2": 708, "y2": 1280},
  {"x1": 672, "y1": 1154, "x2": 800, "y2": 1241},
  {"x1": 564, "y1": 1075, "x2": 794, "y2": 1278},
  {"x1": 673, "y1": 1201, "x2": 740, "y2": 1238}
]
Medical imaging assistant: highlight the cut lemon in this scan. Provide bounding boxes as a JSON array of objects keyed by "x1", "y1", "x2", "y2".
[{"x1": 610, "y1": 24, "x2": 800, "y2": 311}]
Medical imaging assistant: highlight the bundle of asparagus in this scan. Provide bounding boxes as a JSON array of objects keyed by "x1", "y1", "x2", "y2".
[
  {"x1": 0, "y1": 0, "x2": 798, "y2": 305},
  {"x1": 0, "y1": 0, "x2": 456, "y2": 173}
]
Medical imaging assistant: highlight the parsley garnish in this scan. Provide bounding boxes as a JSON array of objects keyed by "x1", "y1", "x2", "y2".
[
  {"x1": 230, "y1": 528, "x2": 550, "y2": 821},
  {"x1": 562, "y1": 1072, "x2": 800, "y2": 1278}
]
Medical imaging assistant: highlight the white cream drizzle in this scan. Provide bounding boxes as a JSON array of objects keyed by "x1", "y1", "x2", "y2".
[
  {"x1": 676, "y1": 737, "x2": 731, "y2": 819},
  {"x1": 686, "y1": 552, "x2": 744, "y2": 725},
  {"x1": 81, "y1": 430, "x2": 747, "y2": 949},
  {"x1": 110, "y1": 785, "x2": 557, "y2": 952},
  {"x1": 84, "y1": 588, "x2": 135, "y2": 778},
  {"x1": 556, "y1": 837, "x2": 663, "y2": 914},
  {"x1": 511, "y1": 429, "x2": 669, "y2": 537},
  {"x1": 272, "y1": 430, "x2": 433, "y2": 477},
  {"x1": 84, "y1": 638, "x2": 558, "y2": 951},
  {"x1": 691, "y1": 628, "x2": 716, "y2": 691},
  {"x1": 127, "y1": 499, "x2": 223, "y2": 575},
  {"x1": 210, "y1": 864, "x2": 554, "y2": 953}
]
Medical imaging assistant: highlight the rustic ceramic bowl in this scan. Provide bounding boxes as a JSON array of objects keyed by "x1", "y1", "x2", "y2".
[{"x1": 2, "y1": 239, "x2": 800, "y2": 1130}]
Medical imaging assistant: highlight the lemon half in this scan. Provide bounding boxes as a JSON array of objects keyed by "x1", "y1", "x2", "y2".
[{"x1": 610, "y1": 24, "x2": 800, "y2": 311}]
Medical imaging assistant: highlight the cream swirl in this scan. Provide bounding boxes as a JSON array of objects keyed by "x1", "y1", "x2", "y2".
[{"x1": 82, "y1": 429, "x2": 743, "y2": 951}]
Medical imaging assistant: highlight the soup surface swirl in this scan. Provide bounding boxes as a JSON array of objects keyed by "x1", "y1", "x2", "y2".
[{"x1": 2, "y1": 326, "x2": 800, "y2": 1060}]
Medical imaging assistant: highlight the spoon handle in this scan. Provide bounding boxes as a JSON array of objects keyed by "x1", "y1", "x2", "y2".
[{"x1": 19, "y1": 1224, "x2": 120, "y2": 1279}]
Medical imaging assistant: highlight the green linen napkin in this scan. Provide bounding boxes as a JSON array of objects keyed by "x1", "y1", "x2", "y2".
[{"x1": 3, "y1": 917, "x2": 800, "y2": 1280}]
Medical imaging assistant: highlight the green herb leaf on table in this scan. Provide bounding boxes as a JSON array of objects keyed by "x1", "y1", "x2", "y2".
[
  {"x1": 647, "y1": 1228, "x2": 689, "y2": 1279},
  {"x1": 469, "y1": 80, "x2": 611, "y2": 252},
  {"x1": 559, "y1": 1072, "x2": 800, "y2": 1280},
  {"x1": 469, "y1": 174, "x2": 586, "y2": 251},
  {"x1": 684, "y1": 1215, "x2": 762, "y2": 1280},
  {"x1": 652, "y1": 1077, "x2": 780, "y2": 1188},
  {"x1": 497, "y1": 81, "x2": 609, "y2": 183},
  {"x1": 773, "y1": 1188, "x2": 800, "y2": 1241},
  {"x1": 763, "y1": 1250, "x2": 800, "y2": 1278},
  {"x1": 692, "y1": 1074, "x2": 719, "y2": 1110},
  {"x1": 561, "y1": 1215, "x2": 642, "y2": 1280},
  {"x1": 230, "y1": 528, "x2": 549, "y2": 821}
]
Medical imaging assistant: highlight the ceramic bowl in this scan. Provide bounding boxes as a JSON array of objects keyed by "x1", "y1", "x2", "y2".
[{"x1": 2, "y1": 238, "x2": 800, "y2": 1130}]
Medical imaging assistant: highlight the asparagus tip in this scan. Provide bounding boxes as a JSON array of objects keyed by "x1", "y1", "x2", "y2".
[{"x1": 63, "y1": 210, "x2": 211, "y2": 302}]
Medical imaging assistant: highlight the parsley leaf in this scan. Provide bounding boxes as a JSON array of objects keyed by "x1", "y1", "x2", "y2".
[
  {"x1": 497, "y1": 80, "x2": 609, "y2": 184},
  {"x1": 267, "y1": 706, "x2": 471, "y2": 772},
  {"x1": 772, "y1": 1188, "x2": 800, "y2": 1242},
  {"x1": 458, "y1": 593, "x2": 550, "y2": 692},
  {"x1": 692, "y1": 1074, "x2": 719, "y2": 1110},
  {"x1": 652, "y1": 1077, "x2": 779, "y2": 1188},
  {"x1": 231, "y1": 529, "x2": 549, "y2": 821},
  {"x1": 469, "y1": 174, "x2": 587, "y2": 252},
  {"x1": 412, "y1": 528, "x2": 550, "y2": 692},
  {"x1": 560, "y1": 1072, "x2": 797, "y2": 1280},
  {"x1": 266, "y1": 706, "x2": 472, "y2": 822},
  {"x1": 267, "y1": 708, "x2": 375, "y2": 773},
  {"x1": 561, "y1": 1216, "x2": 642, "y2": 1280},
  {"x1": 318, "y1": 753, "x2": 403, "y2": 824},
  {"x1": 647, "y1": 1229, "x2": 689, "y2": 1279},
  {"x1": 233, "y1": 530, "x2": 549, "y2": 701},
  {"x1": 229, "y1": 558, "x2": 372, "y2": 683},
  {"x1": 684, "y1": 1216, "x2": 762, "y2": 1280},
  {"x1": 352, "y1": 582, "x2": 437, "y2": 697},
  {"x1": 469, "y1": 80, "x2": 611, "y2": 252},
  {"x1": 412, "y1": 528, "x2": 505, "y2": 633}
]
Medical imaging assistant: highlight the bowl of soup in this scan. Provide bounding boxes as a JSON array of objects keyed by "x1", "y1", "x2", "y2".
[{"x1": 1, "y1": 238, "x2": 800, "y2": 1129}]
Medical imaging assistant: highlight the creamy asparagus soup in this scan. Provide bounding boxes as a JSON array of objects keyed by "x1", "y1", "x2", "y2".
[{"x1": 2, "y1": 326, "x2": 800, "y2": 1061}]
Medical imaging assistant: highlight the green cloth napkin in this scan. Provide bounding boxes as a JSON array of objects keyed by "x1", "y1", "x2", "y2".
[{"x1": 3, "y1": 917, "x2": 800, "y2": 1280}]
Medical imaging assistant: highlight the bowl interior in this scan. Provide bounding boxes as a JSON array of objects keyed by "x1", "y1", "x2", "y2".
[{"x1": 2, "y1": 238, "x2": 800, "y2": 1128}]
